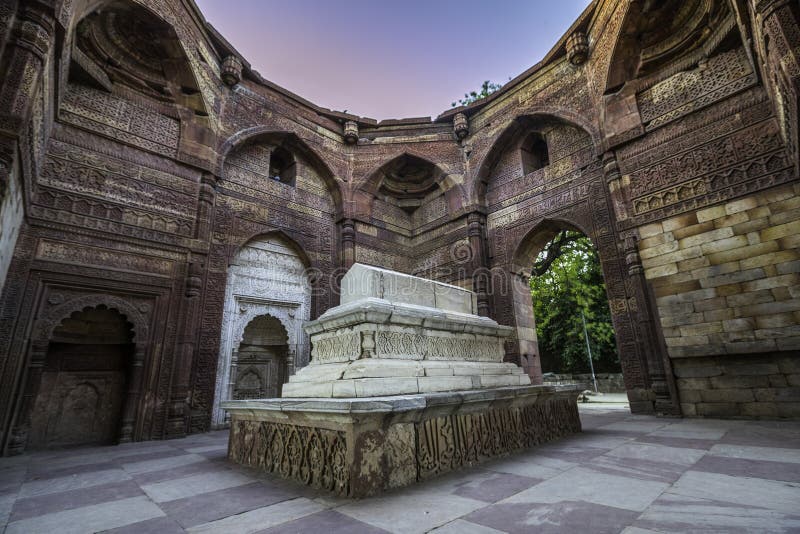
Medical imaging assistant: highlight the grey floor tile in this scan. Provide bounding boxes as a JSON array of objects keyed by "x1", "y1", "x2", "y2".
[
  {"x1": 336, "y1": 488, "x2": 487, "y2": 534},
  {"x1": 141, "y1": 469, "x2": 254, "y2": 503},
  {"x1": 255, "y1": 509, "x2": 390, "y2": 534},
  {"x1": 102, "y1": 515, "x2": 187, "y2": 533},
  {"x1": 708, "y1": 443, "x2": 800, "y2": 464},
  {"x1": 161, "y1": 481, "x2": 299, "y2": 528},
  {"x1": 692, "y1": 455, "x2": 800, "y2": 483},
  {"x1": 4, "y1": 495, "x2": 165, "y2": 534},
  {"x1": 429, "y1": 519, "x2": 506, "y2": 534},
  {"x1": 634, "y1": 492, "x2": 800, "y2": 533},
  {"x1": 501, "y1": 466, "x2": 670, "y2": 512},
  {"x1": 10, "y1": 479, "x2": 144, "y2": 522},
  {"x1": 466, "y1": 500, "x2": 640, "y2": 534},
  {"x1": 668, "y1": 470, "x2": 800, "y2": 514},
  {"x1": 186, "y1": 497, "x2": 326, "y2": 534},
  {"x1": 19, "y1": 467, "x2": 132, "y2": 498},
  {"x1": 122, "y1": 453, "x2": 206, "y2": 475},
  {"x1": 452, "y1": 472, "x2": 541, "y2": 503}
]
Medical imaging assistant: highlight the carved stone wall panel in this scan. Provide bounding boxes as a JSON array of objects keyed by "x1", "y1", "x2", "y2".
[
  {"x1": 638, "y1": 47, "x2": 757, "y2": 130},
  {"x1": 61, "y1": 85, "x2": 179, "y2": 156}
]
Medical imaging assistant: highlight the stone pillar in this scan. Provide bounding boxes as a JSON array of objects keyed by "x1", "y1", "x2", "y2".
[
  {"x1": 227, "y1": 349, "x2": 239, "y2": 403},
  {"x1": 603, "y1": 152, "x2": 630, "y2": 222},
  {"x1": 467, "y1": 212, "x2": 491, "y2": 317},
  {"x1": 0, "y1": 3, "x2": 55, "y2": 197},
  {"x1": 340, "y1": 218, "x2": 356, "y2": 270},
  {"x1": 167, "y1": 260, "x2": 204, "y2": 437},
  {"x1": 195, "y1": 172, "x2": 218, "y2": 241},
  {"x1": 623, "y1": 236, "x2": 681, "y2": 415},
  {"x1": 510, "y1": 272, "x2": 541, "y2": 383},
  {"x1": 120, "y1": 346, "x2": 147, "y2": 443},
  {"x1": 6, "y1": 340, "x2": 48, "y2": 454},
  {"x1": 753, "y1": 0, "x2": 800, "y2": 170}
]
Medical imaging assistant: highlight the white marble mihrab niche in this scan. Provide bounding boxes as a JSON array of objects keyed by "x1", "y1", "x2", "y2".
[
  {"x1": 212, "y1": 236, "x2": 311, "y2": 427},
  {"x1": 283, "y1": 263, "x2": 530, "y2": 398}
]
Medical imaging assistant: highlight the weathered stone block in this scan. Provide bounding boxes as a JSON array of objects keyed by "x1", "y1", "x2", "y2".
[
  {"x1": 740, "y1": 402, "x2": 778, "y2": 417},
  {"x1": 696, "y1": 402, "x2": 739, "y2": 417},
  {"x1": 223, "y1": 386, "x2": 582, "y2": 497},
  {"x1": 678, "y1": 390, "x2": 702, "y2": 403},
  {"x1": 707, "y1": 242, "x2": 780, "y2": 265},
  {"x1": 697, "y1": 205, "x2": 726, "y2": 223},
  {"x1": 753, "y1": 387, "x2": 800, "y2": 402},
  {"x1": 710, "y1": 375, "x2": 770, "y2": 388},
  {"x1": 776, "y1": 403, "x2": 800, "y2": 418},
  {"x1": 699, "y1": 389, "x2": 754, "y2": 403},
  {"x1": 673, "y1": 364, "x2": 723, "y2": 378},
  {"x1": 701, "y1": 235, "x2": 749, "y2": 255},
  {"x1": 676, "y1": 377, "x2": 710, "y2": 390}
]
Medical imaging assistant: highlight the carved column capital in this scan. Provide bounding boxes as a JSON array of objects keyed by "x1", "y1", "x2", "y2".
[
  {"x1": 343, "y1": 121, "x2": 359, "y2": 145},
  {"x1": 221, "y1": 55, "x2": 243, "y2": 86},
  {"x1": 13, "y1": 5, "x2": 56, "y2": 62},
  {"x1": 454, "y1": 112, "x2": 469, "y2": 140},
  {"x1": 624, "y1": 235, "x2": 643, "y2": 276},
  {"x1": 185, "y1": 260, "x2": 204, "y2": 298},
  {"x1": 566, "y1": 31, "x2": 589, "y2": 66}
]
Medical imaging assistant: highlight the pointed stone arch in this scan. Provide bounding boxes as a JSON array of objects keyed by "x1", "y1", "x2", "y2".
[
  {"x1": 472, "y1": 111, "x2": 602, "y2": 206},
  {"x1": 218, "y1": 128, "x2": 343, "y2": 217}
]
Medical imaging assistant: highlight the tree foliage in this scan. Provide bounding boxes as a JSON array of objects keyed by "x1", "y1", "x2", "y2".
[
  {"x1": 451, "y1": 80, "x2": 503, "y2": 107},
  {"x1": 529, "y1": 231, "x2": 619, "y2": 374}
]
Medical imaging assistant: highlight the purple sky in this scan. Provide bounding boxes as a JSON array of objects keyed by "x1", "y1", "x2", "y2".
[{"x1": 195, "y1": 0, "x2": 591, "y2": 120}]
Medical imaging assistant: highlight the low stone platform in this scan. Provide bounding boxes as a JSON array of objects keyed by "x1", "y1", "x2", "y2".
[{"x1": 222, "y1": 385, "x2": 581, "y2": 497}]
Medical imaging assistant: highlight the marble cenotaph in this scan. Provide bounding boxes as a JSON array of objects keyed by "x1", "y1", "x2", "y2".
[{"x1": 223, "y1": 264, "x2": 581, "y2": 497}]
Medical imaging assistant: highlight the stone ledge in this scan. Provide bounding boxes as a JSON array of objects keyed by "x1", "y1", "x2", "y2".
[
  {"x1": 223, "y1": 385, "x2": 582, "y2": 497},
  {"x1": 223, "y1": 384, "x2": 575, "y2": 414}
]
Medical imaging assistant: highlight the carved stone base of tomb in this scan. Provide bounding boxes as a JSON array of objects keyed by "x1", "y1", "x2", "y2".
[{"x1": 223, "y1": 385, "x2": 581, "y2": 497}]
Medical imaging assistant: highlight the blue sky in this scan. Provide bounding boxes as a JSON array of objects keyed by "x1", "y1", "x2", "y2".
[{"x1": 196, "y1": 0, "x2": 591, "y2": 120}]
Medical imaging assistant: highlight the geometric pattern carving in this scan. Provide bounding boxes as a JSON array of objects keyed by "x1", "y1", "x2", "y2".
[
  {"x1": 418, "y1": 396, "x2": 581, "y2": 479},
  {"x1": 228, "y1": 419, "x2": 349, "y2": 495}
]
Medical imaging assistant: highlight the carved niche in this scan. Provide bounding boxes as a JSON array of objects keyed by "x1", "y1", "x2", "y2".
[{"x1": 212, "y1": 235, "x2": 311, "y2": 427}]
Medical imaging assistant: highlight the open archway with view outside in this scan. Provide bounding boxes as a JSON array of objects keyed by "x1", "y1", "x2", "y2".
[
  {"x1": 529, "y1": 229, "x2": 623, "y2": 394},
  {"x1": 501, "y1": 218, "x2": 678, "y2": 415}
]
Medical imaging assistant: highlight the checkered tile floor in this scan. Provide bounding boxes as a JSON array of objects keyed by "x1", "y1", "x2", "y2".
[{"x1": 2, "y1": 405, "x2": 799, "y2": 533}]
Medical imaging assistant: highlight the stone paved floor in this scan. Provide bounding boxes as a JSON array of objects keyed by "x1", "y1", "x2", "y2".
[{"x1": 2, "y1": 405, "x2": 800, "y2": 534}]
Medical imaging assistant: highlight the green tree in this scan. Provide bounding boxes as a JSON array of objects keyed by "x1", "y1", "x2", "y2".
[
  {"x1": 451, "y1": 80, "x2": 503, "y2": 107},
  {"x1": 529, "y1": 231, "x2": 619, "y2": 374}
]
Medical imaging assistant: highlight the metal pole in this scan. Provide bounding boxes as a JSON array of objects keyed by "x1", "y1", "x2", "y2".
[{"x1": 580, "y1": 310, "x2": 598, "y2": 393}]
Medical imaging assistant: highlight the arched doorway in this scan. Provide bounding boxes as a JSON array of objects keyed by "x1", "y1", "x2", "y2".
[
  {"x1": 528, "y1": 228, "x2": 623, "y2": 389},
  {"x1": 231, "y1": 315, "x2": 289, "y2": 399},
  {"x1": 212, "y1": 234, "x2": 311, "y2": 427},
  {"x1": 27, "y1": 306, "x2": 135, "y2": 449}
]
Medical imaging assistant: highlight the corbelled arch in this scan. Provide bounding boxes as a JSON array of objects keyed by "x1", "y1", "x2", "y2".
[{"x1": 59, "y1": 0, "x2": 212, "y2": 118}]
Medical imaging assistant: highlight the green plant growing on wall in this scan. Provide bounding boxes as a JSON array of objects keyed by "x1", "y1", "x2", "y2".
[{"x1": 451, "y1": 80, "x2": 504, "y2": 107}]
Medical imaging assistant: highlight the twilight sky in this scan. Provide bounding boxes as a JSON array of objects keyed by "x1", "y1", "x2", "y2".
[{"x1": 195, "y1": 0, "x2": 592, "y2": 120}]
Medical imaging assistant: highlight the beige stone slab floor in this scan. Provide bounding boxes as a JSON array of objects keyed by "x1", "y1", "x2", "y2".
[{"x1": 2, "y1": 404, "x2": 799, "y2": 534}]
